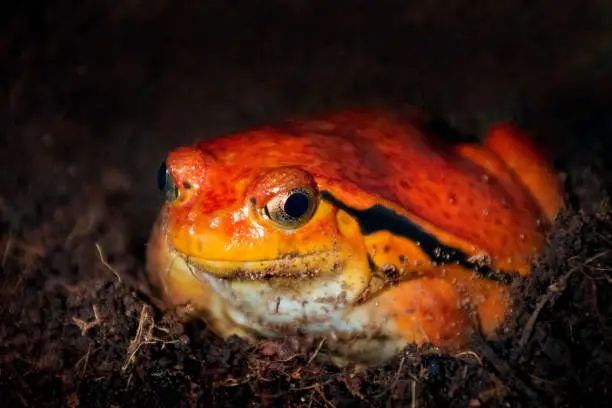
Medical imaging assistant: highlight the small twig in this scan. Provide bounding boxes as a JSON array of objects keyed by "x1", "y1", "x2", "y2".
[
  {"x1": 475, "y1": 335, "x2": 539, "y2": 401},
  {"x1": 594, "y1": 232, "x2": 612, "y2": 248},
  {"x1": 72, "y1": 305, "x2": 102, "y2": 336},
  {"x1": 123, "y1": 317, "x2": 181, "y2": 370},
  {"x1": 314, "y1": 385, "x2": 336, "y2": 408},
  {"x1": 74, "y1": 342, "x2": 92, "y2": 379},
  {"x1": 386, "y1": 355, "x2": 406, "y2": 392},
  {"x1": 275, "y1": 354, "x2": 301, "y2": 363},
  {"x1": 124, "y1": 373, "x2": 133, "y2": 390},
  {"x1": 123, "y1": 305, "x2": 155, "y2": 372},
  {"x1": 306, "y1": 337, "x2": 327, "y2": 365},
  {"x1": 519, "y1": 268, "x2": 576, "y2": 349},
  {"x1": 583, "y1": 250, "x2": 610, "y2": 265},
  {"x1": 455, "y1": 350, "x2": 483, "y2": 365},
  {"x1": 95, "y1": 242, "x2": 122, "y2": 283},
  {"x1": 217, "y1": 375, "x2": 251, "y2": 387},
  {"x1": 292, "y1": 378, "x2": 335, "y2": 391},
  {"x1": 396, "y1": 356, "x2": 406, "y2": 377}
]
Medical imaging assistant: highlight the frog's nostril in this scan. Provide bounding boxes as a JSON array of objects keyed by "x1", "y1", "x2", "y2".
[{"x1": 157, "y1": 161, "x2": 168, "y2": 191}]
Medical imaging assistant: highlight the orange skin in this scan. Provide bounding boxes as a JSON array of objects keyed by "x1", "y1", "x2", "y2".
[{"x1": 146, "y1": 109, "x2": 564, "y2": 366}]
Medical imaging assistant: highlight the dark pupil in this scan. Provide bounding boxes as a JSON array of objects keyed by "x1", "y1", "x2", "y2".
[
  {"x1": 283, "y1": 192, "x2": 310, "y2": 219},
  {"x1": 157, "y1": 161, "x2": 168, "y2": 190}
]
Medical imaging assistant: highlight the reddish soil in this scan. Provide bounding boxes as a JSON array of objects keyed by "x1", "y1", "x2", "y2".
[{"x1": 2, "y1": 1, "x2": 612, "y2": 407}]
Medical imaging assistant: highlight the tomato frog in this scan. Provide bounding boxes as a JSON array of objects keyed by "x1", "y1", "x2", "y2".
[{"x1": 146, "y1": 109, "x2": 564, "y2": 367}]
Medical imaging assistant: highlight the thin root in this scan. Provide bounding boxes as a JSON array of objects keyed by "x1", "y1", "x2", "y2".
[
  {"x1": 95, "y1": 242, "x2": 122, "y2": 283},
  {"x1": 520, "y1": 250, "x2": 607, "y2": 349},
  {"x1": 306, "y1": 337, "x2": 326, "y2": 366},
  {"x1": 72, "y1": 305, "x2": 102, "y2": 336},
  {"x1": 519, "y1": 269, "x2": 576, "y2": 349},
  {"x1": 455, "y1": 350, "x2": 483, "y2": 365},
  {"x1": 122, "y1": 304, "x2": 181, "y2": 372},
  {"x1": 314, "y1": 385, "x2": 336, "y2": 408},
  {"x1": 74, "y1": 342, "x2": 93, "y2": 379}
]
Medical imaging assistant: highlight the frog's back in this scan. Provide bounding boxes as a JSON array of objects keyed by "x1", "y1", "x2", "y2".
[
  {"x1": 197, "y1": 110, "x2": 548, "y2": 265},
  {"x1": 198, "y1": 110, "x2": 441, "y2": 196}
]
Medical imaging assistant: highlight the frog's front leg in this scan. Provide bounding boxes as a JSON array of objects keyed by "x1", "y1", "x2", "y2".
[{"x1": 325, "y1": 268, "x2": 510, "y2": 366}]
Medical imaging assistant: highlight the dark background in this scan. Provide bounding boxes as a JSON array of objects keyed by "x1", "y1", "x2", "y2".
[{"x1": 1, "y1": 1, "x2": 612, "y2": 407}]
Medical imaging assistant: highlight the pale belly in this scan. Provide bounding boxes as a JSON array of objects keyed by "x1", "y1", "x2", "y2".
[{"x1": 146, "y1": 222, "x2": 408, "y2": 365}]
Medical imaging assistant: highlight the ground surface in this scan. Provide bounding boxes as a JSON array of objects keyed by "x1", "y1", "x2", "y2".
[{"x1": 2, "y1": 1, "x2": 612, "y2": 407}]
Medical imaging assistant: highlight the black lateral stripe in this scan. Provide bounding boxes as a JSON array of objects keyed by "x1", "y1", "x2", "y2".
[{"x1": 321, "y1": 190, "x2": 514, "y2": 285}]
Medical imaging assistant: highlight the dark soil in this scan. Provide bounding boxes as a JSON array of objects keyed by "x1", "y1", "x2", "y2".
[{"x1": 2, "y1": 1, "x2": 612, "y2": 407}]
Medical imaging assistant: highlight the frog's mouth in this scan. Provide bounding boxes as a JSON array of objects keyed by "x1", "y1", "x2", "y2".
[{"x1": 179, "y1": 249, "x2": 344, "y2": 281}]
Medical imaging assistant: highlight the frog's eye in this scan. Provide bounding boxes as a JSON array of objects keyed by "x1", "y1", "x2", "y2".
[
  {"x1": 263, "y1": 187, "x2": 318, "y2": 229},
  {"x1": 157, "y1": 161, "x2": 179, "y2": 202}
]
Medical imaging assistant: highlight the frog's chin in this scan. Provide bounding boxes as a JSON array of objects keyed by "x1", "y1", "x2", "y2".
[{"x1": 178, "y1": 250, "x2": 344, "y2": 281}]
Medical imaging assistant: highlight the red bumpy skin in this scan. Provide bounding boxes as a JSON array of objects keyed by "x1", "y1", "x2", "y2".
[{"x1": 146, "y1": 109, "x2": 564, "y2": 366}]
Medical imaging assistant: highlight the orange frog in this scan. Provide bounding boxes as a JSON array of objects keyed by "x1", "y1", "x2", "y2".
[{"x1": 146, "y1": 109, "x2": 564, "y2": 366}]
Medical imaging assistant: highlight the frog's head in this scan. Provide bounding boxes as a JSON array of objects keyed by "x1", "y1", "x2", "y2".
[{"x1": 157, "y1": 142, "x2": 372, "y2": 296}]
